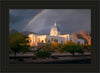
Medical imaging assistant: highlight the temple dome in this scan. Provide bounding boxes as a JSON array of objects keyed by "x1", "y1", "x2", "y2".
[{"x1": 50, "y1": 21, "x2": 60, "y2": 36}]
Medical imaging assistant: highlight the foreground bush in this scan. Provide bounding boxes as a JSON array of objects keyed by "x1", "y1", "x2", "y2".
[{"x1": 34, "y1": 51, "x2": 51, "y2": 58}]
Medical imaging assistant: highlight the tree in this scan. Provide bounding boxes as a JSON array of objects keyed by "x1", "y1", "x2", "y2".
[
  {"x1": 81, "y1": 44, "x2": 91, "y2": 52},
  {"x1": 58, "y1": 43, "x2": 84, "y2": 56},
  {"x1": 52, "y1": 42, "x2": 60, "y2": 49},
  {"x1": 20, "y1": 45, "x2": 30, "y2": 54},
  {"x1": 58, "y1": 44, "x2": 68, "y2": 53},
  {"x1": 9, "y1": 33, "x2": 30, "y2": 59},
  {"x1": 67, "y1": 44, "x2": 84, "y2": 56},
  {"x1": 76, "y1": 48, "x2": 84, "y2": 55},
  {"x1": 43, "y1": 43, "x2": 54, "y2": 52},
  {"x1": 64, "y1": 44, "x2": 77, "y2": 56}
]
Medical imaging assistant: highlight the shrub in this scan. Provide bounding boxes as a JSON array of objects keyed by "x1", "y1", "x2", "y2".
[{"x1": 34, "y1": 51, "x2": 51, "y2": 58}]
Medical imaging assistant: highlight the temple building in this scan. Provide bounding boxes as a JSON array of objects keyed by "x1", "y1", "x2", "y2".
[{"x1": 28, "y1": 21, "x2": 84, "y2": 46}]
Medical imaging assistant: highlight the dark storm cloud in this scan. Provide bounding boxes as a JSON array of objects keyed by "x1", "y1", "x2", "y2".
[
  {"x1": 9, "y1": 9, "x2": 43, "y2": 31},
  {"x1": 9, "y1": 9, "x2": 91, "y2": 34}
]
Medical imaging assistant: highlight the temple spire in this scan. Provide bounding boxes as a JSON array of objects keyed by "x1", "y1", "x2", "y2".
[{"x1": 54, "y1": 21, "x2": 56, "y2": 26}]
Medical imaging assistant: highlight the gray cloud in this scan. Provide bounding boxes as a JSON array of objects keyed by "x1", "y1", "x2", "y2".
[{"x1": 9, "y1": 9, "x2": 91, "y2": 34}]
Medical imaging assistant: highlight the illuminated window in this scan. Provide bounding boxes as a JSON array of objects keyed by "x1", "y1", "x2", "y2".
[{"x1": 37, "y1": 38, "x2": 40, "y2": 42}]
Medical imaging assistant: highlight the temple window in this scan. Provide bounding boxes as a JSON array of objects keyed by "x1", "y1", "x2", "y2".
[
  {"x1": 51, "y1": 38, "x2": 53, "y2": 42},
  {"x1": 48, "y1": 40, "x2": 50, "y2": 43},
  {"x1": 77, "y1": 41, "x2": 80, "y2": 44},
  {"x1": 61, "y1": 41, "x2": 63, "y2": 44},
  {"x1": 54, "y1": 39, "x2": 58, "y2": 42},
  {"x1": 42, "y1": 40, "x2": 44, "y2": 43},
  {"x1": 37, "y1": 38, "x2": 40, "y2": 42}
]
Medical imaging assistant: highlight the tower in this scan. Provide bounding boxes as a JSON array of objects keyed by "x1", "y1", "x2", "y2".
[
  {"x1": 50, "y1": 21, "x2": 60, "y2": 36},
  {"x1": 54, "y1": 21, "x2": 56, "y2": 26}
]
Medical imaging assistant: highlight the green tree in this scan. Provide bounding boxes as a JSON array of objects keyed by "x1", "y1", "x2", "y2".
[
  {"x1": 67, "y1": 44, "x2": 84, "y2": 56},
  {"x1": 81, "y1": 44, "x2": 91, "y2": 52},
  {"x1": 52, "y1": 42, "x2": 60, "y2": 49},
  {"x1": 9, "y1": 33, "x2": 30, "y2": 59},
  {"x1": 76, "y1": 48, "x2": 84, "y2": 55},
  {"x1": 58, "y1": 44, "x2": 68, "y2": 53},
  {"x1": 43, "y1": 43, "x2": 54, "y2": 52},
  {"x1": 20, "y1": 45, "x2": 30, "y2": 54},
  {"x1": 58, "y1": 43, "x2": 84, "y2": 56}
]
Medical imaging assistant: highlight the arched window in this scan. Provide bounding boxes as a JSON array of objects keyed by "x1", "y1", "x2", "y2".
[
  {"x1": 54, "y1": 39, "x2": 58, "y2": 42},
  {"x1": 42, "y1": 40, "x2": 44, "y2": 43},
  {"x1": 51, "y1": 38, "x2": 53, "y2": 42},
  {"x1": 48, "y1": 40, "x2": 50, "y2": 43},
  {"x1": 61, "y1": 41, "x2": 63, "y2": 44},
  {"x1": 45, "y1": 38, "x2": 47, "y2": 43},
  {"x1": 70, "y1": 37, "x2": 72, "y2": 41},
  {"x1": 37, "y1": 38, "x2": 40, "y2": 42},
  {"x1": 77, "y1": 41, "x2": 80, "y2": 44}
]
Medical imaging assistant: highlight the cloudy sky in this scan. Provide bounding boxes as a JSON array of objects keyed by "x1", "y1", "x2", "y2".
[{"x1": 9, "y1": 9, "x2": 91, "y2": 34}]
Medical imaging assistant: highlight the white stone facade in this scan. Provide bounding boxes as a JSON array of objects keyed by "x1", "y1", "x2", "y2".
[{"x1": 28, "y1": 21, "x2": 84, "y2": 46}]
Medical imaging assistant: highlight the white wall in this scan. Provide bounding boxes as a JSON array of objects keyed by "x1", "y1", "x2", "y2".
[
  {"x1": 28, "y1": 33, "x2": 85, "y2": 46},
  {"x1": 72, "y1": 38, "x2": 84, "y2": 44}
]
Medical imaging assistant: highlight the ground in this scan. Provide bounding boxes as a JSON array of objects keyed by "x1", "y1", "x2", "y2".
[{"x1": 9, "y1": 52, "x2": 91, "y2": 64}]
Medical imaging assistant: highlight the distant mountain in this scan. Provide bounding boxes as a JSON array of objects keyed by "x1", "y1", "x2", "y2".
[
  {"x1": 9, "y1": 29, "x2": 18, "y2": 34},
  {"x1": 72, "y1": 30, "x2": 91, "y2": 45},
  {"x1": 19, "y1": 31, "x2": 37, "y2": 36},
  {"x1": 9, "y1": 29, "x2": 37, "y2": 36}
]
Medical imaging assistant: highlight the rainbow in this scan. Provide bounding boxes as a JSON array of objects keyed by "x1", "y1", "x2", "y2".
[{"x1": 24, "y1": 9, "x2": 46, "y2": 29}]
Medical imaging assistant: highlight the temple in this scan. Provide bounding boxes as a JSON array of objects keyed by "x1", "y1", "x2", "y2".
[{"x1": 28, "y1": 21, "x2": 84, "y2": 46}]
